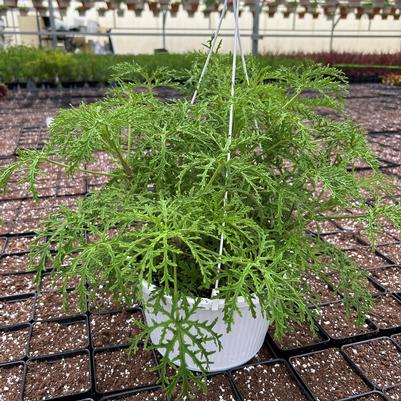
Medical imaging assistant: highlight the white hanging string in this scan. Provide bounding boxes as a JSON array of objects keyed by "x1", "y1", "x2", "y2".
[
  {"x1": 212, "y1": 0, "x2": 241, "y2": 299},
  {"x1": 189, "y1": 0, "x2": 255, "y2": 302},
  {"x1": 190, "y1": 0, "x2": 228, "y2": 105}
]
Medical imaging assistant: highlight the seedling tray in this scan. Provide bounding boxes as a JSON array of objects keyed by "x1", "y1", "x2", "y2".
[
  {"x1": 0, "y1": 360, "x2": 26, "y2": 401},
  {"x1": 290, "y1": 348, "x2": 374, "y2": 401},
  {"x1": 314, "y1": 301, "x2": 379, "y2": 346},
  {"x1": 27, "y1": 315, "x2": 90, "y2": 359},
  {"x1": 339, "y1": 390, "x2": 391, "y2": 400},
  {"x1": 23, "y1": 350, "x2": 92, "y2": 401},
  {"x1": 266, "y1": 321, "x2": 330, "y2": 358},
  {"x1": 230, "y1": 358, "x2": 315, "y2": 401},
  {"x1": 0, "y1": 323, "x2": 31, "y2": 364},
  {"x1": 0, "y1": 293, "x2": 36, "y2": 329},
  {"x1": 341, "y1": 337, "x2": 401, "y2": 391},
  {"x1": 93, "y1": 345, "x2": 160, "y2": 396}
]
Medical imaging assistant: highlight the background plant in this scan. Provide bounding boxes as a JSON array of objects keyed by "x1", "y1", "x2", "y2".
[{"x1": 1, "y1": 52, "x2": 401, "y2": 397}]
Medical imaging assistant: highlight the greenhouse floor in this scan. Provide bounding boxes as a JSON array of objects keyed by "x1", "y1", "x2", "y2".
[{"x1": 1, "y1": 85, "x2": 401, "y2": 401}]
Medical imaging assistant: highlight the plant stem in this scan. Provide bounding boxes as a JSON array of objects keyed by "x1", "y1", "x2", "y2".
[
  {"x1": 43, "y1": 158, "x2": 113, "y2": 177},
  {"x1": 104, "y1": 127, "x2": 134, "y2": 179},
  {"x1": 283, "y1": 90, "x2": 301, "y2": 108},
  {"x1": 126, "y1": 124, "x2": 132, "y2": 162}
]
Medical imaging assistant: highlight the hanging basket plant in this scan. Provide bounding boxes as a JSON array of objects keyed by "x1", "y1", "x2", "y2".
[
  {"x1": 308, "y1": 1, "x2": 318, "y2": 13},
  {"x1": 4, "y1": 0, "x2": 18, "y2": 7},
  {"x1": 323, "y1": 4, "x2": 336, "y2": 16},
  {"x1": 169, "y1": 0, "x2": 179, "y2": 15},
  {"x1": 76, "y1": 5, "x2": 89, "y2": 15},
  {"x1": 18, "y1": 5, "x2": 30, "y2": 14},
  {"x1": 267, "y1": 3, "x2": 277, "y2": 16},
  {"x1": 106, "y1": 0, "x2": 122, "y2": 9},
  {"x1": 182, "y1": 0, "x2": 199, "y2": 15},
  {"x1": 148, "y1": 0, "x2": 160, "y2": 15},
  {"x1": 298, "y1": 6, "x2": 306, "y2": 16},
  {"x1": 57, "y1": 0, "x2": 70, "y2": 8},
  {"x1": 126, "y1": 0, "x2": 145, "y2": 11},
  {"x1": 285, "y1": 0, "x2": 298, "y2": 12},
  {"x1": 204, "y1": 0, "x2": 219, "y2": 12},
  {"x1": 97, "y1": 6, "x2": 107, "y2": 14},
  {"x1": 312, "y1": 9, "x2": 319, "y2": 16},
  {"x1": 3, "y1": 53, "x2": 401, "y2": 400},
  {"x1": 32, "y1": 0, "x2": 43, "y2": 8},
  {"x1": 339, "y1": 5, "x2": 348, "y2": 17},
  {"x1": 81, "y1": 0, "x2": 95, "y2": 8},
  {"x1": 36, "y1": 5, "x2": 47, "y2": 15}
]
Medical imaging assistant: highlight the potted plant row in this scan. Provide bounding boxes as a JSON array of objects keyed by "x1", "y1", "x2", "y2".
[{"x1": 1, "y1": 54, "x2": 401, "y2": 398}]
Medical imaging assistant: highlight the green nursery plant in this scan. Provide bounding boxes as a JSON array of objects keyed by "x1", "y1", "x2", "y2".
[{"x1": 1, "y1": 52, "x2": 401, "y2": 397}]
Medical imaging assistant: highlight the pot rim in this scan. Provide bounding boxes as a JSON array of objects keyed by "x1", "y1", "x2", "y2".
[{"x1": 141, "y1": 279, "x2": 260, "y2": 311}]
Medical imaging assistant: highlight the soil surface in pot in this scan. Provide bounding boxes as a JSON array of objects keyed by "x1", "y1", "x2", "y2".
[
  {"x1": 368, "y1": 266, "x2": 401, "y2": 293},
  {"x1": 323, "y1": 232, "x2": 362, "y2": 249},
  {"x1": 40, "y1": 274, "x2": 80, "y2": 292},
  {"x1": 24, "y1": 353, "x2": 91, "y2": 401},
  {"x1": 89, "y1": 288, "x2": 137, "y2": 313},
  {"x1": 386, "y1": 386, "x2": 401, "y2": 400},
  {"x1": 94, "y1": 347, "x2": 158, "y2": 393},
  {"x1": 34, "y1": 290, "x2": 83, "y2": 320},
  {"x1": 0, "y1": 254, "x2": 31, "y2": 274},
  {"x1": 369, "y1": 296, "x2": 401, "y2": 329},
  {"x1": 316, "y1": 302, "x2": 373, "y2": 339},
  {"x1": 356, "y1": 395, "x2": 390, "y2": 400},
  {"x1": 4, "y1": 236, "x2": 35, "y2": 254},
  {"x1": 343, "y1": 338, "x2": 401, "y2": 389},
  {"x1": 232, "y1": 362, "x2": 308, "y2": 401},
  {"x1": 378, "y1": 244, "x2": 401, "y2": 264},
  {"x1": 0, "y1": 363, "x2": 24, "y2": 401},
  {"x1": 0, "y1": 273, "x2": 35, "y2": 297},
  {"x1": 269, "y1": 320, "x2": 325, "y2": 350},
  {"x1": 29, "y1": 319, "x2": 88, "y2": 357},
  {"x1": 175, "y1": 374, "x2": 236, "y2": 401},
  {"x1": 0, "y1": 326, "x2": 29, "y2": 363},
  {"x1": 301, "y1": 274, "x2": 340, "y2": 304},
  {"x1": 358, "y1": 231, "x2": 398, "y2": 246},
  {"x1": 0, "y1": 297, "x2": 34, "y2": 327},
  {"x1": 110, "y1": 390, "x2": 167, "y2": 401},
  {"x1": 346, "y1": 248, "x2": 388, "y2": 270},
  {"x1": 90, "y1": 310, "x2": 142, "y2": 348},
  {"x1": 291, "y1": 348, "x2": 370, "y2": 401}
]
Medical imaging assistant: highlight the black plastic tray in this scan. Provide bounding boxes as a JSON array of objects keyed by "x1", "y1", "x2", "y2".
[
  {"x1": 230, "y1": 358, "x2": 315, "y2": 401},
  {"x1": 27, "y1": 315, "x2": 90, "y2": 359},
  {"x1": 93, "y1": 344, "x2": 160, "y2": 396},
  {"x1": 314, "y1": 300, "x2": 379, "y2": 346},
  {"x1": 341, "y1": 336, "x2": 401, "y2": 391},
  {"x1": 0, "y1": 323, "x2": 31, "y2": 364},
  {"x1": 265, "y1": 320, "x2": 330, "y2": 358},
  {"x1": 0, "y1": 293, "x2": 36, "y2": 329},
  {"x1": 23, "y1": 349, "x2": 92, "y2": 401},
  {"x1": 289, "y1": 347, "x2": 374, "y2": 401},
  {"x1": 339, "y1": 390, "x2": 391, "y2": 400},
  {"x1": 0, "y1": 360, "x2": 26, "y2": 401}
]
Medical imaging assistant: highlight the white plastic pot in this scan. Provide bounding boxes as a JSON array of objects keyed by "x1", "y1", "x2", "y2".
[{"x1": 142, "y1": 280, "x2": 269, "y2": 372}]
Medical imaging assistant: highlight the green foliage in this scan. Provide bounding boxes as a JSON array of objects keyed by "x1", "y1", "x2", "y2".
[
  {"x1": 1, "y1": 53, "x2": 401, "y2": 398},
  {"x1": 0, "y1": 46, "x2": 305, "y2": 84}
]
